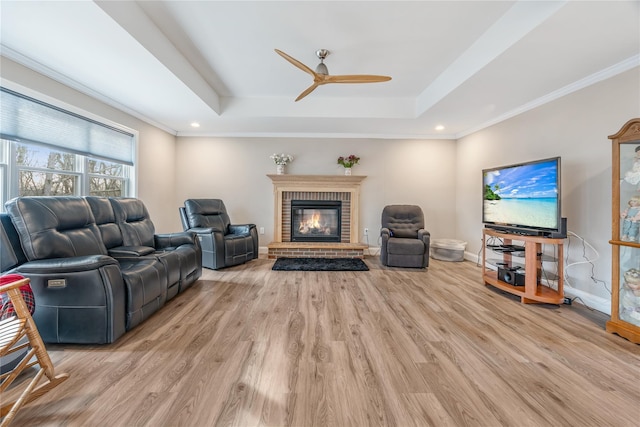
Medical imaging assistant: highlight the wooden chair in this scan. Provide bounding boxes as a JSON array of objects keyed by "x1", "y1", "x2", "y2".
[{"x1": 0, "y1": 277, "x2": 69, "y2": 426}]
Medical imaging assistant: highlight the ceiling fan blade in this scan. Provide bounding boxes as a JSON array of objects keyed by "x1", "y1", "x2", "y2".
[
  {"x1": 325, "y1": 74, "x2": 392, "y2": 84},
  {"x1": 275, "y1": 49, "x2": 316, "y2": 77},
  {"x1": 295, "y1": 83, "x2": 320, "y2": 102}
]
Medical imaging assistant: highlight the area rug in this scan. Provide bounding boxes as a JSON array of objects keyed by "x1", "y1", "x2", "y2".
[{"x1": 272, "y1": 257, "x2": 369, "y2": 271}]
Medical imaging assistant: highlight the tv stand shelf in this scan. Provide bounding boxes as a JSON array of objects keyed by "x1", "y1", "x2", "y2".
[{"x1": 482, "y1": 228, "x2": 565, "y2": 304}]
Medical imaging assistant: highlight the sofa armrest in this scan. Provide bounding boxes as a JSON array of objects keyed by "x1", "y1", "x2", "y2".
[
  {"x1": 155, "y1": 231, "x2": 198, "y2": 249},
  {"x1": 380, "y1": 228, "x2": 391, "y2": 265},
  {"x1": 229, "y1": 224, "x2": 255, "y2": 236},
  {"x1": 108, "y1": 246, "x2": 155, "y2": 257},
  {"x1": 188, "y1": 227, "x2": 223, "y2": 235},
  {"x1": 418, "y1": 229, "x2": 431, "y2": 246},
  {"x1": 381, "y1": 228, "x2": 392, "y2": 244},
  {"x1": 419, "y1": 229, "x2": 431, "y2": 268},
  {"x1": 13, "y1": 254, "x2": 119, "y2": 273},
  {"x1": 11, "y1": 255, "x2": 126, "y2": 344}
]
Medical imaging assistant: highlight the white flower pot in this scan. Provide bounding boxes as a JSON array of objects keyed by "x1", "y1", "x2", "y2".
[
  {"x1": 344, "y1": 167, "x2": 352, "y2": 176},
  {"x1": 276, "y1": 164, "x2": 285, "y2": 175}
]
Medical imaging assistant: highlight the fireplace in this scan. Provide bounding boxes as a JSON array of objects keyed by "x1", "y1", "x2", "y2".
[
  {"x1": 291, "y1": 200, "x2": 341, "y2": 242},
  {"x1": 267, "y1": 174, "x2": 367, "y2": 259}
]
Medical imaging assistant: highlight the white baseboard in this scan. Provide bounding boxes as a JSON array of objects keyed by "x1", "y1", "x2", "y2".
[
  {"x1": 464, "y1": 250, "x2": 479, "y2": 263},
  {"x1": 364, "y1": 246, "x2": 380, "y2": 256},
  {"x1": 563, "y1": 286, "x2": 611, "y2": 315}
]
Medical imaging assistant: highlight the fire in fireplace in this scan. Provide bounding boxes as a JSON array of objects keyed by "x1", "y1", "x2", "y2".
[{"x1": 291, "y1": 200, "x2": 341, "y2": 242}]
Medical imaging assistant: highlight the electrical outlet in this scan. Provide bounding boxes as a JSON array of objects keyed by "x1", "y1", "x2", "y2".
[
  {"x1": 259, "y1": 227, "x2": 265, "y2": 235},
  {"x1": 364, "y1": 228, "x2": 369, "y2": 236}
]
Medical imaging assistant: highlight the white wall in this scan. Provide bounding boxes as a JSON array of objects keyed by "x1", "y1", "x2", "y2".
[
  {"x1": 174, "y1": 137, "x2": 457, "y2": 247},
  {"x1": 456, "y1": 67, "x2": 640, "y2": 314},
  {"x1": 0, "y1": 57, "x2": 178, "y2": 232}
]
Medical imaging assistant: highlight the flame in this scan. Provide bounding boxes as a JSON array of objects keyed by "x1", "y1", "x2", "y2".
[
  {"x1": 299, "y1": 213, "x2": 321, "y2": 232},
  {"x1": 298, "y1": 211, "x2": 333, "y2": 235},
  {"x1": 310, "y1": 213, "x2": 320, "y2": 229}
]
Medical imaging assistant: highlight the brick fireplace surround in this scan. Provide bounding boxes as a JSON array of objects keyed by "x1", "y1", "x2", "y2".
[{"x1": 267, "y1": 175, "x2": 368, "y2": 259}]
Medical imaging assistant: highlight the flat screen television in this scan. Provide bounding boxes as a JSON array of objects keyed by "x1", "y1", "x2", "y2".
[{"x1": 483, "y1": 157, "x2": 562, "y2": 236}]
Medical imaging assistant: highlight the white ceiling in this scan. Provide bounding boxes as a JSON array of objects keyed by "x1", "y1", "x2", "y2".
[{"x1": 1, "y1": 1, "x2": 639, "y2": 139}]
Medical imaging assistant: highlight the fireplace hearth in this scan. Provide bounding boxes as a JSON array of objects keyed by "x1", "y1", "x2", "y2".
[{"x1": 291, "y1": 200, "x2": 341, "y2": 242}]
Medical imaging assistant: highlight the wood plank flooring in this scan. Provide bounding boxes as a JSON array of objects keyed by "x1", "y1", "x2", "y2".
[{"x1": 7, "y1": 257, "x2": 640, "y2": 426}]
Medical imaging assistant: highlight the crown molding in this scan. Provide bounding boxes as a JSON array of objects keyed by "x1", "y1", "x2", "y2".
[{"x1": 175, "y1": 131, "x2": 457, "y2": 140}]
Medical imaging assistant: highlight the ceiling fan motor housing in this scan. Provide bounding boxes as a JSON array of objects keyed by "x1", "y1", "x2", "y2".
[
  {"x1": 316, "y1": 49, "x2": 329, "y2": 60},
  {"x1": 315, "y1": 49, "x2": 330, "y2": 74}
]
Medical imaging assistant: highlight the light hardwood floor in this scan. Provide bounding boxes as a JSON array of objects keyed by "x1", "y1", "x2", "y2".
[{"x1": 8, "y1": 257, "x2": 640, "y2": 426}]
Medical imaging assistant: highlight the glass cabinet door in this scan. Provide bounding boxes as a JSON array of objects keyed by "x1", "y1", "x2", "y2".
[
  {"x1": 619, "y1": 142, "x2": 640, "y2": 242},
  {"x1": 618, "y1": 246, "x2": 640, "y2": 328}
]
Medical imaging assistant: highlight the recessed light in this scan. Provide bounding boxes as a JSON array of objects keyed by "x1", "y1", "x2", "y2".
[
  {"x1": 190, "y1": 122, "x2": 200, "y2": 128},
  {"x1": 435, "y1": 125, "x2": 445, "y2": 131}
]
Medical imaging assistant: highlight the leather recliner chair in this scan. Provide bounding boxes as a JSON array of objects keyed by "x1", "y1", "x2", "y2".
[
  {"x1": 380, "y1": 204, "x2": 430, "y2": 268},
  {"x1": 180, "y1": 199, "x2": 258, "y2": 270}
]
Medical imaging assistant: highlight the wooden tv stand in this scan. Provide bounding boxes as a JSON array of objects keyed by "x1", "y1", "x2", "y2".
[{"x1": 482, "y1": 228, "x2": 565, "y2": 304}]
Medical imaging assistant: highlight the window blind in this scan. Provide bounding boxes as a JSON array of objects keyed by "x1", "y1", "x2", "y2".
[{"x1": 0, "y1": 87, "x2": 134, "y2": 165}]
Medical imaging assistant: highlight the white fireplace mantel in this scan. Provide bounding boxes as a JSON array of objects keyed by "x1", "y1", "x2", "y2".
[{"x1": 268, "y1": 174, "x2": 366, "y2": 243}]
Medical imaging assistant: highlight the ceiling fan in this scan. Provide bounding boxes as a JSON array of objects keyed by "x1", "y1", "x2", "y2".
[{"x1": 274, "y1": 49, "x2": 392, "y2": 102}]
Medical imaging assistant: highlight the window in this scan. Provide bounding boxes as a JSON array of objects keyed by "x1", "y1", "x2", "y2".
[
  {"x1": 15, "y1": 143, "x2": 78, "y2": 196},
  {"x1": 0, "y1": 87, "x2": 135, "y2": 209},
  {"x1": 88, "y1": 158, "x2": 128, "y2": 197},
  {"x1": 9, "y1": 142, "x2": 130, "y2": 198}
]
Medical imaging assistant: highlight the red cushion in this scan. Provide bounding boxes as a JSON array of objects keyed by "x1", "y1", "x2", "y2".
[{"x1": 0, "y1": 274, "x2": 35, "y2": 320}]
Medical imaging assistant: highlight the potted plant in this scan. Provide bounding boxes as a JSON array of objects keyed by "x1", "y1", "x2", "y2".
[
  {"x1": 337, "y1": 155, "x2": 360, "y2": 175},
  {"x1": 270, "y1": 153, "x2": 294, "y2": 174}
]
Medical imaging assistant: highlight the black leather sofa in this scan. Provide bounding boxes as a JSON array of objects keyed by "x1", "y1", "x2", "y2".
[{"x1": 1, "y1": 196, "x2": 202, "y2": 344}]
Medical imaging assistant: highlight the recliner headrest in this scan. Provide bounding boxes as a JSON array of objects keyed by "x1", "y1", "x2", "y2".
[
  {"x1": 183, "y1": 199, "x2": 230, "y2": 231},
  {"x1": 5, "y1": 196, "x2": 107, "y2": 260},
  {"x1": 382, "y1": 205, "x2": 425, "y2": 238}
]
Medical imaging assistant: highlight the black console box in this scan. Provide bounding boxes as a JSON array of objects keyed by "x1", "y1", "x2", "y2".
[{"x1": 497, "y1": 265, "x2": 526, "y2": 286}]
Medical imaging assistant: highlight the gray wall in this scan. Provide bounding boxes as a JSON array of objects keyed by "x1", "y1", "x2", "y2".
[
  {"x1": 456, "y1": 67, "x2": 640, "y2": 313},
  {"x1": 174, "y1": 137, "x2": 457, "y2": 247}
]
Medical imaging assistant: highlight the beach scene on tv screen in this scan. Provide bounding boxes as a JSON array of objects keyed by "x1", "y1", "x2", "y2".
[{"x1": 484, "y1": 160, "x2": 558, "y2": 229}]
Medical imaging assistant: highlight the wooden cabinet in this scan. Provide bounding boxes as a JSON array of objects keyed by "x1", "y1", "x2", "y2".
[
  {"x1": 482, "y1": 228, "x2": 565, "y2": 304},
  {"x1": 606, "y1": 118, "x2": 640, "y2": 344}
]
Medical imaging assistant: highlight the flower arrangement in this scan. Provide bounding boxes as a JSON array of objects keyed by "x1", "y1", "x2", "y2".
[
  {"x1": 270, "y1": 153, "x2": 294, "y2": 165},
  {"x1": 337, "y1": 154, "x2": 360, "y2": 168}
]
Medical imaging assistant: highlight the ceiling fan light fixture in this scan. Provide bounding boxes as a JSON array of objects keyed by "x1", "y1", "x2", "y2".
[{"x1": 315, "y1": 62, "x2": 329, "y2": 75}]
